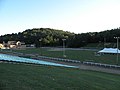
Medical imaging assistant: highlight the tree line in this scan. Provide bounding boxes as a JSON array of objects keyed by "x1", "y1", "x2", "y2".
[{"x1": 0, "y1": 28, "x2": 120, "y2": 48}]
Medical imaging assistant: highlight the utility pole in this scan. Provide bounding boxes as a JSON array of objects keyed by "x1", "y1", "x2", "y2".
[
  {"x1": 62, "y1": 39, "x2": 66, "y2": 57},
  {"x1": 39, "y1": 39, "x2": 42, "y2": 55}
]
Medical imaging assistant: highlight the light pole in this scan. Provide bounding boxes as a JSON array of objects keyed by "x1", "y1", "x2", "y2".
[
  {"x1": 114, "y1": 37, "x2": 120, "y2": 65},
  {"x1": 39, "y1": 39, "x2": 42, "y2": 55},
  {"x1": 62, "y1": 39, "x2": 66, "y2": 57}
]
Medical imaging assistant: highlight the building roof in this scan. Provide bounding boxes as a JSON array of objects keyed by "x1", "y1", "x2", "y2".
[{"x1": 98, "y1": 48, "x2": 120, "y2": 54}]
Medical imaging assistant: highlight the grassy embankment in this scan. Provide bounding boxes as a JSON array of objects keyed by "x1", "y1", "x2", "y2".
[
  {"x1": 0, "y1": 63, "x2": 120, "y2": 90},
  {"x1": 10, "y1": 48, "x2": 120, "y2": 65}
]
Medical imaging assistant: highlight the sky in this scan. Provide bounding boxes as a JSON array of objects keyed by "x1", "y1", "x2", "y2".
[{"x1": 0, "y1": 0, "x2": 120, "y2": 35}]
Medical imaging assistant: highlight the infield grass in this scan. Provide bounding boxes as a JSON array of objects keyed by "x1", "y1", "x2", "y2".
[
  {"x1": 0, "y1": 63, "x2": 120, "y2": 90},
  {"x1": 9, "y1": 48, "x2": 120, "y2": 65}
]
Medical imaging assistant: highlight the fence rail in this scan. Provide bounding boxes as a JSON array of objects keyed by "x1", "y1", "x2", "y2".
[{"x1": 83, "y1": 61, "x2": 120, "y2": 69}]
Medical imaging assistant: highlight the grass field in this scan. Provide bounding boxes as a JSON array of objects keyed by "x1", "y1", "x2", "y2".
[
  {"x1": 0, "y1": 63, "x2": 120, "y2": 90},
  {"x1": 9, "y1": 48, "x2": 120, "y2": 65}
]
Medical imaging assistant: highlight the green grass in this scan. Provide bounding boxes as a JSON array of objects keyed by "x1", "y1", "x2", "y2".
[
  {"x1": 0, "y1": 63, "x2": 120, "y2": 90},
  {"x1": 9, "y1": 48, "x2": 120, "y2": 65},
  {"x1": 84, "y1": 43, "x2": 104, "y2": 48},
  {"x1": 84, "y1": 43, "x2": 117, "y2": 48}
]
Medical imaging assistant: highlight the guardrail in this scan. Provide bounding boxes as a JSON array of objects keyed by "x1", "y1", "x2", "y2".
[
  {"x1": 83, "y1": 61, "x2": 120, "y2": 69},
  {"x1": 37, "y1": 56, "x2": 81, "y2": 63},
  {"x1": 36, "y1": 56, "x2": 120, "y2": 69}
]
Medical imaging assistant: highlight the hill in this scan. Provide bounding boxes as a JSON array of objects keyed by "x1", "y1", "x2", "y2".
[
  {"x1": 0, "y1": 27, "x2": 120, "y2": 48},
  {"x1": 0, "y1": 28, "x2": 74, "y2": 47}
]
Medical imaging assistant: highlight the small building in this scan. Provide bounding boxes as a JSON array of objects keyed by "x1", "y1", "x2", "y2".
[
  {"x1": 0, "y1": 43, "x2": 5, "y2": 49},
  {"x1": 8, "y1": 41, "x2": 16, "y2": 45},
  {"x1": 0, "y1": 41, "x2": 26, "y2": 49},
  {"x1": 7, "y1": 41, "x2": 16, "y2": 48},
  {"x1": 17, "y1": 41, "x2": 26, "y2": 49}
]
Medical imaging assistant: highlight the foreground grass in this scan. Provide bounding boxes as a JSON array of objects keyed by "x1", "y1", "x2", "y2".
[
  {"x1": 10, "y1": 48, "x2": 120, "y2": 65},
  {"x1": 0, "y1": 63, "x2": 120, "y2": 90}
]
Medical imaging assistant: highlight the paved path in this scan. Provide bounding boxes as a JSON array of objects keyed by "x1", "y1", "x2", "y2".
[{"x1": 38, "y1": 58, "x2": 120, "y2": 75}]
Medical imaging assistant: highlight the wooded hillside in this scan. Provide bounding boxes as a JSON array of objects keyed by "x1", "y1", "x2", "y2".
[
  {"x1": 0, "y1": 28, "x2": 120, "y2": 48},
  {"x1": 0, "y1": 28, "x2": 74, "y2": 47}
]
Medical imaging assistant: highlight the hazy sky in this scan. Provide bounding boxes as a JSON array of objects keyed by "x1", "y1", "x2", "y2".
[{"x1": 0, "y1": 0, "x2": 120, "y2": 35}]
